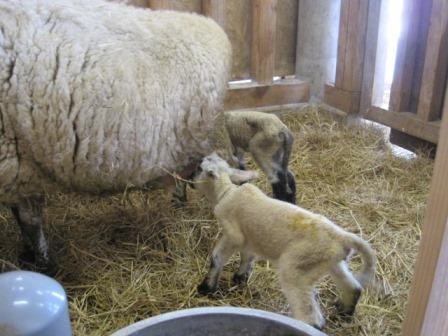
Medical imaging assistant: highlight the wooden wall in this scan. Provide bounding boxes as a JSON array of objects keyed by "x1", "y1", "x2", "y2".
[
  {"x1": 324, "y1": 0, "x2": 448, "y2": 148},
  {"x1": 108, "y1": 0, "x2": 310, "y2": 110},
  {"x1": 120, "y1": 0, "x2": 299, "y2": 81}
]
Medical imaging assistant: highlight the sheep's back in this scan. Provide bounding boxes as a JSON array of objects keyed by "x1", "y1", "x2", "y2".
[{"x1": 0, "y1": 0, "x2": 231, "y2": 196}]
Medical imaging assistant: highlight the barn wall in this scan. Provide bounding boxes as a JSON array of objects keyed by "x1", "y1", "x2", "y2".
[{"x1": 296, "y1": 0, "x2": 340, "y2": 99}]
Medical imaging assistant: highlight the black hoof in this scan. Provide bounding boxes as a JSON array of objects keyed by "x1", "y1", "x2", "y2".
[
  {"x1": 19, "y1": 247, "x2": 36, "y2": 264},
  {"x1": 197, "y1": 279, "x2": 216, "y2": 295},
  {"x1": 333, "y1": 300, "x2": 356, "y2": 317},
  {"x1": 232, "y1": 272, "x2": 249, "y2": 285},
  {"x1": 311, "y1": 323, "x2": 324, "y2": 331}
]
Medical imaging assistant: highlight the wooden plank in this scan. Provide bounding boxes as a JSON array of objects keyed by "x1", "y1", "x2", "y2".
[
  {"x1": 365, "y1": 106, "x2": 440, "y2": 143},
  {"x1": 224, "y1": 78, "x2": 309, "y2": 110},
  {"x1": 334, "y1": 0, "x2": 349, "y2": 88},
  {"x1": 324, "y1": 84, "x2": 360, "y2": 114},
  {"x1": 202, "y1": 0, "x2": 225, "y2": 28},
  {"x1": 417, "y1": 0, "x2": 448, "y2": 121},
  {"x1": 149, "y1": 0, "x2": 201, "y2": 11},
  {"x1": 274, "y1": 0, "x2": 298, "y2": 76},
  {"x1": 389, "y1": 0, "x2": 421, "y2": 112},
  {"x1": 148, "y1": 0, "x2": 175, "y2": 9},
  {"x1": 389, "y1": 129, "x2": 436, "y2": 157},
  {"x1": 251, "y1": 0, "x2": 277, "y2": 84},
  {"x1": 359, "y1": 0, "x2": 382, "y2": 115},
  {"x1": 226, "y1": 0, "x2": 252, "y2": 80},
  {"x1": 389, "y1": 0, "x2": 432, "y2": 113},
  {"x1": 335, "y1": 0, "x2": 369, "y2": 92},
  {"x1": 402, "y1": 88, "x2": 448, "y2": 335},
  {"x1": 421, "y1": 218, "x2": 448, "y2": 335}
]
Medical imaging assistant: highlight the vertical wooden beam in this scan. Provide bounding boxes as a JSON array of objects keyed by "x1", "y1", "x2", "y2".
[
  {"x1": 417, "y1": 0, "x2": 448, "y2": 121},
  {"x1": 202, "y1": 0, "x2": 226, "y2": 29},
  {"x1": 334, "y1": 0, "x2": 369, "y2": 92},
  {"x1": 359, "y1": 0, "x2": 382, "y2": 115},
  {"x1": 421, "y1": 218, "x2": 448, "y2": 335},
  {"x1": 251, "y1": 0, "x2": 277, "y2": 84},
  {"x1": 148, "y1": 0, "x2": 175, "y2": 10},
  {"x1": 402, "y1": 87, "x2": 448, "y2": 335},
  {"x1": 325, "y1": 0, "x2": 370, "y2": 114},
  {"x1": 389, "y1": 0, "x2": 421, "y2": 112}
]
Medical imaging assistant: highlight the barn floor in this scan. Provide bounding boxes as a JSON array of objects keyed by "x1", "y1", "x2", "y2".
[{"x1": 0, "y1": 105, "x2": 433, "y2": 336}]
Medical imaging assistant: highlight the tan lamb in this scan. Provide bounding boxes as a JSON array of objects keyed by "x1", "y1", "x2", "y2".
[{"x1": 194, "y1": 153, "x2": 376, "y2": 330}]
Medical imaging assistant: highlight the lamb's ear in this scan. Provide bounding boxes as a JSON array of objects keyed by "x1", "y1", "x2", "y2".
[{"x1": 229, "y1": 168, "x2": 258, "y2": 185}]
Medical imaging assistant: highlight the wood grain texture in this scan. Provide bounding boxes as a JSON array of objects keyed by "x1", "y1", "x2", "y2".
[
  {"x1": 226, "y1": 0, "x2": 252, "y2": 79},
  {"x1": 389, "y1": 0, "x2": 422, "y2": 112},
  {"x1": 274, "y1": 0, "x2": 298, "y2": 76},
  {"x1": 335, "y1": 0, "x2": 369, "y2": 92},
  {"x1": 402, "y1": 87, "x2": 448, "y2": 335},
  {"x1": 417, "y1": 0, "x2": 448, "y2": 121},
  {"x1": 251, "y1": 0, "x2": 277, "y2": 84},
  {"x1": 224, "y1": 78, "x2": 309, "y2": 110},
  {"x1": 365, "y1": 106, "x2": 440, "y2": 143},
  {"x1": 391, "y1": 0, "x2": 432, "y2": 114},
  {"x1": 324, "y1": 84, "x2": 360, "y2": 114},
  {"x1": 202, "y1": 0, "x2": 225, "y2": 28},
  {"x1": 359, "y1": 0, "x2": 382, "y2": 115},
  {"x1": 149, "y1": 0, "x2": 201, "y2": 12}
]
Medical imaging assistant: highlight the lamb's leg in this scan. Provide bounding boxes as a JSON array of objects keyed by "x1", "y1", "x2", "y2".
[
  {"x1": 330, "y1": 261, "x2": 362, "y2": 316},
  {"x1": 171, "y1": 181, "x2": 188, "y2": 206},
  {"x1": 198, "y1": 236, "x2": 238, "y2": 294},
  {"x1": 278, "y1": 256, "x2": 325, "y2": 329},
  {"x1": 232, "y1": 250, "x2": 256, "y2": 284},
  {"x1": 235, "y1": 148, "x2": 246, "y2": 170},
  {"x1": 11, "y1": 200, "x2": 51, "y2": 272}
]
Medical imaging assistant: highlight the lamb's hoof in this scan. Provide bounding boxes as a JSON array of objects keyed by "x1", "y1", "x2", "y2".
[
  {"x1": 232, "y1": 272, "x2": 249, "y2": 285},
  {"x1": 197, "y1": 279, "x2": 216, "y2": 296},
  {"x1": 19, "y1": 247, "x2": 36, "y2": 264},
  {"x1": 333, "y1": 300, "x2": 356, "y2": 317},
  {"x1": 311, "y1": 322, "x2": 325, "y2": 331}
]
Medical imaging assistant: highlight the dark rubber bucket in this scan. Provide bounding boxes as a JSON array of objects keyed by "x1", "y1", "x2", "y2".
[{"x1": 111, "y1": 307, "x2": 326, "y2": 336}]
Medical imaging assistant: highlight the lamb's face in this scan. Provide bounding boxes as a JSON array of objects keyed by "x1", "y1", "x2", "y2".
[{"x1": 194, "y1": 153, "x2": 258, "y2": 188}]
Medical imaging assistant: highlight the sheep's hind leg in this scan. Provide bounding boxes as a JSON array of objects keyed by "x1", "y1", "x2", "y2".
[
  {"x1": 233, "y1": 250, "x2": 256, "y2": 284},
  {"x1": 278, "y1": 255, "x2": 326, "y2": 330},
  {"x1": 330, "y1": 260, "x2": 362, "y2": 316},
  {"x1": 198, "y1": 236, "x2": 238, "y2": 295},
  {"x1": 11, "y1": 200, "x2": 52, "y2": 272}
]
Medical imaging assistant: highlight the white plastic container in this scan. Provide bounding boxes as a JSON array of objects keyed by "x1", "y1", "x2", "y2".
[
  {"x1": 111, "y1": 306, "x2": 326, "y2": 336},
  {"x1": 0, "y1": 271, "x2": 71, "y2": 336}
]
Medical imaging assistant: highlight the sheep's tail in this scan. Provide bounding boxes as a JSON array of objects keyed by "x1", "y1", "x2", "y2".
[
  {"x1": 280, "y1": 129, "x2": 294, "y2": 172},
  {"x1": 344, "y1": 233, "x2": 376, "y2": 288}
]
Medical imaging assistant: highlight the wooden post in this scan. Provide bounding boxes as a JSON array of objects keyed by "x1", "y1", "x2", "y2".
[
  {"x1": 359, "y1": 0, "x2": 382, "y2": 115},
  {"x1": 148, "y1": 0, "x2": 175, "y2": 10},
  {"x1": 389, "y1": 0, "x2": 432, "y2": 113},
  {"x1": 402, "y1": 87, "x2": 448, "y2": 335},
  {"x1": 324, "y1": 0, "x2": 370, "y2": 114},
  {"x1": 251, "y1": 0, "x2": 277, "y2": 84},
  {"x1": 202, "y1": 0, "x2": 226, "y2": 29},
  {"x1": 417, "y1": 0, "x2": 448, "y2": 121}
]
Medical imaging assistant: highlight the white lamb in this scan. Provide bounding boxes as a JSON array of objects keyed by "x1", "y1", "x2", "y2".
[
  {"x1": 194, "y1": 153, "x2": 376, "y2": 330},
  {"x1": 0, "y1": 0, "x2": 231, "y2": 271}
]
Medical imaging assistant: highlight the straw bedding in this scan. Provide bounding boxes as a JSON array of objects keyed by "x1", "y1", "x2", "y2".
[{"x1": 0, "y1": 105, "x2": 433, "y2": 335}]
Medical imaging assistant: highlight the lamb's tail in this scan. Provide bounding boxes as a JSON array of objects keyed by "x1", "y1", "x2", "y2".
[{"x1": 344, "y1": 233, "x2": 376, "y2": 287}]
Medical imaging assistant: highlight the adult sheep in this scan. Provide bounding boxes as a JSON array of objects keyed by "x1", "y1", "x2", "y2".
[{"x1": 0, "y1": 0, "x2": 232, "y2": 271}]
